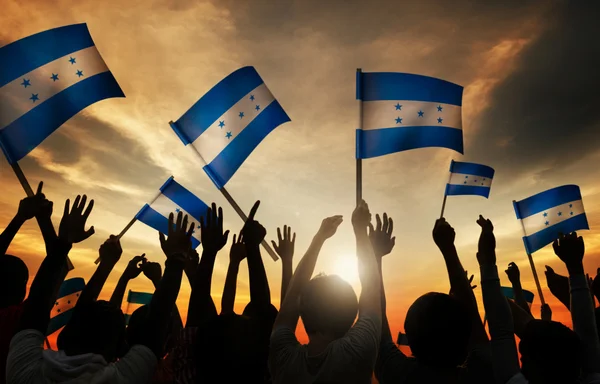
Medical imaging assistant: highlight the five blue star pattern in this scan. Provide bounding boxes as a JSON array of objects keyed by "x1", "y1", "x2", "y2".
[{"x1": 390, "y1": 102, "x2": 446, "y2": 127}]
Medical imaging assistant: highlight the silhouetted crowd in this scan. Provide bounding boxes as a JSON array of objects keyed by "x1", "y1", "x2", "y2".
[{"x1": 1, "y1": 183, "x2": 600, "y2": 384}]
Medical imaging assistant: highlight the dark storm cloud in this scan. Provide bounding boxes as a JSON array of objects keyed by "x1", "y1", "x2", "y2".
[{"x1": 469, "y1": 2, "x2": 600, "y2": 174}]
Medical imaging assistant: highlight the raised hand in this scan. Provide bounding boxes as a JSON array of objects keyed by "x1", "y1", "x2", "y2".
[
  {"x1": 467, "y1": 271, "x2": 477, "y2": 290},
  {"x1": 544, "y1": 265, "x2": 571, "y2": 310},
  {"x1": 553, "y1": 232, "x2": 585, "y2": 275},
  {"x1": 505, "y1": 262, "x2": 521, "y2": 285},
  {"x1": 17, "y1": 182, "x2": 53, "y2": 221},
  {"x1": 58, "y1": 195, "x2": 95, "y2": 244},
  {"x1": 98, "y1": 236, "x2": 123, "y2": 266},
  {"x1": 230, "y1": 233, "x2": 247, "y2": 264},
  {"x1": 476, "y1": 215, "x2": 496, "y2": 267},
  {"x1": 184, "y1": 247, "x2": 200, "y2": 283},
  {"x1": 541, "y1": 303, "x2": 552, "y2": 321},
  {"x1": 242, "y1": 201, "x2": 266, "y2": 247},
  {"x1": 160, "y1": 211, "x2": 195, "y2": 262},
  {"x1": 142, "y1": 261, "x2": 163, "y2": 285},
  {"x1": 272, "y1": 225, "x2": 296, "y2": 262},
  {"x1": 200, "y1": 203, "x2": 230, "y2": 254},
  {"x1": 318, "y1": 215, "x2": 344, "y2": 240},
  {"x1": 123, "y1": 254, "x2": 147, "y2": 280},
  {"x1": 369, "y1": 213, "x2": 395, "y2": 258},
  {"x1": 432, "y1": 218, "x2": 455, "y2": 251},
  {"x1": 351, "y1": 199, "x2": 370, "y2": 232}
]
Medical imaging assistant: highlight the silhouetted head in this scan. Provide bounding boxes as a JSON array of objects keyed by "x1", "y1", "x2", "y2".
[
  {"x1": 0, "y1": 255, "x2": 28, "y2": 308},
  {"x1": 404, "y1": 292, "x2": 471, "y2": 369},
  {"x1": 58, "y1": 300, "x2": 126, "y2": 362},
  {"x1": 126, "y1": 305, "x2": 149, "y2": 348},
  {"x1": 299, "y1": 274, "x2": 358, "y2": 339},
  {"x1": 519, "y1": 320, "x2": 581, "y2": 384}
]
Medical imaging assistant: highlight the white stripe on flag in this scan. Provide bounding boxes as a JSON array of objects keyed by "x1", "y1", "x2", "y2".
[
  {"x1": 50, "y1": 290, "x2": 81, "y2": 318},
  {"x1": 361, "y1": 100, "x2": 462, "y2": 131},
  {"x1": 448, "y1": 172, "x2": 493, "y2": 187},
  {"x1": 191, "y1": 82, "x2": 275, "y2": 163},
  {"x1": 0, "y1": 46, "x2": 110, "y2": 129},
  {"x1": 150, "y1": 194, "x2": 202, "y2": 243},
  {"x1": 522, "y1": 199, "x2": 585, "y2": 236}
]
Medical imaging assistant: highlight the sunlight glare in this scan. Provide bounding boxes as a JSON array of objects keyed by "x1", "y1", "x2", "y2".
[{"x1": 332, "y1": 255, "x2": 360, "y2": 286}]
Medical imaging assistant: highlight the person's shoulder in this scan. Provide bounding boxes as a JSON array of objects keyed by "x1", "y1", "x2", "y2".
[
  {"x1": 123, "y1": 344, "x2": 157, "y2": 363},
  {"x1": 505, "y1": 372, "x2": 528, "y2": 384},
  {"x1": 9, "y1": 328, "x2": 44, "y2": 347}
]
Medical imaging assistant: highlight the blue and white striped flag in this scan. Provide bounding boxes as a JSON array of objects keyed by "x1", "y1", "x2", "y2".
[
  {"x1": 169, "y1": 66, "x2": 291, "y2": 189},
  {"x1": 135, "y1": 176, "x2": 208, "y2": 248},
  {"x1": 0, "y1": 24, "x2": 124, "y2": 164},
  {"x1": 513, "y1": 185, "x2": 589, "y2": 254},
  {"x1": 47, "y1": 277, "x2": 85, "y2": 335},
  {"x1": 356, "y1": 72, "x2": 463, "y2": 159},
  {"x1": 445, "y1": 160, "x2": 495, "y2": 198},
  {"x1": 125, "y1": 290, "x2": 153, "y2": 325}
]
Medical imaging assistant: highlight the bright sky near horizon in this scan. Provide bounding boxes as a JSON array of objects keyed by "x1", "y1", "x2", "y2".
[{"x1": 2, "y1": 0, "x2": 600, "y2": 343}]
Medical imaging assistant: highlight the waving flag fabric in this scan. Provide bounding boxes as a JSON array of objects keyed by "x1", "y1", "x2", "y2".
[
  {"x1": 356, "y1": 72, "x2": 463, "y2": 159},
  {"x1": 0, "y1": 23, "x2": 124, "y2": 164},
  {"x1": 135, "y1": 176, "x2": 208, "y2": 248},
  {"x1": 501, "y1": 286, "x2": 535, "y2": 305},
  {"x1": 445, "y1": 160, "x2": 495, "y2": 198},
  {"x1": 513, "y1": 185, "x2": 589, "y2": 254},
  {"x1": 47, "y1": 277, "x2": 85, "y2": 335},
  {"x1": 125, "y1": 290, "x2": 153, "y2": 325},
  {"x1": 169, "y1": 66, "x2": 291, "y2": 189}
]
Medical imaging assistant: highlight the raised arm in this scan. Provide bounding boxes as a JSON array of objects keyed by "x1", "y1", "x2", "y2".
[
  {"x1": 243, "y1": 201, "x2": 271, "y2": 308},
  {"x1": 221, "y1": 233, "x2": 246, "y2": 315},
  {"x1": 109, "y1": 254, "x2": 146, "y2": 308},
  {"x1": 186, "y1": 203, "x2": 229, "y2": 327},
  {"x1": 544, "y1": 265, "x2": 571, "y2": 310},
  {"x1": 505, "y1": 262, "x2": 532, "y2": 315},
  {"x1": 433, "y1": 218, "x2": 488, "y2": 345},
  {"x1": 553, "y1": 232, "x2": 600, "y2": 375},
  {"x1": 476, "y1": 215, "x2": 521, "y2": 383},
  {"x1": 273, "y1": 215, "x2": 343, "y2": 331},
  {"x1": 272, "y1": 225, "x2": 296, "y2": 304},
  {"x1": 78, "y1": 235, "x2": 122, "y2": 306}
]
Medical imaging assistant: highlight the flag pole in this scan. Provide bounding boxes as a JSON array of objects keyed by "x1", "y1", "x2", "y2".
[
  {"x1": 440, "y1": 163, "x2": 453, "y2": 218},
  {"x1": 171, "y1": 125, "x2": 278, "y2": 261},
  {"x1": 514, "y1": 200, "x2": 546, "y2": 306},
  {"x1": 356, "y1": 68, "x2": 363, "y2": 206}
]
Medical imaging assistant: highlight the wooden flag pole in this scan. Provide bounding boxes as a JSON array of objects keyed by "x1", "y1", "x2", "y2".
[{"x1": 356, "y1": 68, "x2": 363, "y2": 206}]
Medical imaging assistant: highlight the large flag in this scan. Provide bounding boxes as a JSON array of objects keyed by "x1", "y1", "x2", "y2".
[
  {"x1": 135, "y1": 176, "x2": 208, "y2": 248},
  {"x1": 445, "y1": 160, "x2": 495, "y2": 198},
  {"x1": 356, "y1": 72, "x2": 463, "y2": 159},
  {"x1": 125, "y1": 290, "x2": 153, "y2": 325},
  {"x1": 501, "y1": 286, "x2": 535, "y2": 306},
  {"x1": 0, "y1": 24, "x2": 124, "y2": 164},
  {"x1": 513, "y1": 185, "x2": 589, "y2": 254},
  {"x1": 47, "y1": 277, "x2": 85, "y2": 335},
  {"x1": 169, "y1": 66, "x2": 291, "y2": 189}
]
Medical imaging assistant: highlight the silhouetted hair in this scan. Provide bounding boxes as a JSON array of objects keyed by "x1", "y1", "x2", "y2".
[
  {"x1": 299, "y1": 274, "x2": 358, "y2": 339},
  {"x1": 126, "y1": 305, "x2": 149, "y2": 348},
  {"x1": 0, "y1": 255, "x2": 28, "y2": 308},
  {"x1": 58, "y1": 300, "x2": 126, "y2": 362},
  {"x1": 519, "y1": 320, "x2": 582, "y2": 384},
  {"x1": 404, "y1": 292, "x2": 471, "y2": 369}
]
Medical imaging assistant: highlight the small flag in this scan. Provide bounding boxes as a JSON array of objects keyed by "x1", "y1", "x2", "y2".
[
  {"x1": 356, "y1": 71, "x2": 463, "y2": 159},
  {"x1": 0, "y1": 24, "x2": 124, "y2": 164},
  {"x1": 513, "y1": 185, "x2": 589, "y2": 254},
  {"x1": 501, "y1": 286, "x2": 535, "y2": 305},
  {"x1": 125, "y1": 290, "x2": 153, "y2": 325},
  {"x1": 47, "y1": 277, "x2": 85, "y2": 335},
  {"x1": 169, "y1": 66, "x2": 291, "y2": 189},
  {"x1": 135, "y1": 176, "x2": 208, "y2": 248},
  {"x1": 445, "y1": 160, "x2": 495, "y2": 198}
]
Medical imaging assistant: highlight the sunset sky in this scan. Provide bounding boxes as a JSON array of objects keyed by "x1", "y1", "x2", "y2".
[{"x1": 2, "y1": 0, "x2": 600, "y2": 344}]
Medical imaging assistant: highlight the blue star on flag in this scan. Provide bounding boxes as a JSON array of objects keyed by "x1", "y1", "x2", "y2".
[
  {"x1": 437, "y1": 105, "x2": 443, "y2": 112},
  {"x1": 21, "y1": 79, "x2": 31, "y2": 88},
  {"x1": 69, "y1": 57, "x2": 76, "y2": 64},
  {"x1": 175, "y1": 208, "x2": 181, "y2": 213},
  {"x1": 30, "y1": 94, "x2": 39, "y2": 103},
  {"x1": 417, "y1": 110, "x2": 424, "y2": 117},
  {"x1": 437, "y1": 117, "x2": 443, "y2": 123},
  {"x1": 543, "y1": 212, "x2": 548, "y2": 217},
  {"x1": 50, "y1": 73, "x2": 59, "y2": 81},
  {"x1": 226, "y1": 131, "x2": 233, "y2": 139},
  {"x1": 76, "y1": 70, "x2": 84, "y2": 77},
  {"x1": 558, "y1": 212, "x2": 562, "y2": 216},
  {"x1": 395, "y1": 103, "x2": 402, "y2": 110},
  {"x1": 250, "y1": 95, "x2": 255, "y2": 101},
  {"x1": 570, "y1": 212, "x2": 574, "y2": 216},
  {"x1": 218, "y1": 121, "x2": 225, "y2": 128},
  {"x1": 395, "y1": 117, "x2": 402, "y2": 124},
  {"x1": 239, "y1": 112, "x2": 245, "y2": 119},
  {"x1": 255, "y1": 105, "x2": 260, "y2": 111},
  {"x1": 545, "y1": 221, "x2": 550, "y2": 226}
]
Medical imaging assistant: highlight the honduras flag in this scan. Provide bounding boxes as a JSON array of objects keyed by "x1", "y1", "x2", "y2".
[
  {"x1": 513, "y1": 185, "x2": 589, "y2": 254},
  {"x1": 47, "y1": 277, "x2": 85, "y2": 335},
  {"x1": 135, "y1": 176, "x2": 208, "y2": 248},
  {"x1": 445, "y1": 160, "x2": 495, "y2": 198},
  {"x1": 169, "y1": 66, "x2": 290, "y2": 189},
  {"x1": 356, "y1": 71, "x2": 463, "y2": 159},
  {"x1": 0, "y1": 24, "x2": 124, "y2": 164},
  {"x1": 124, "y1": 290, "x2": 153, "y2": 325},
  {"x1": 501, "y1": 286, "x2": 535, "y2": 306}
]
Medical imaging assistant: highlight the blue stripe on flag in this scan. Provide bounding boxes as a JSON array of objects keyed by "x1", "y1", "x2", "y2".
[
  {"x1": 357, "y1": 72, "x2": 463, "y2": 105},
  {"x1": 500, "y1": 286, "x2": 535, "y2": 304},
  {"x1": 514, "y1": 185, "x2": 583, "y2": 219},
  {"x1": 47, "y1": 309, "x2": 74, "y2": 335},
  {"x1": 58, "y1": 277, "x2": 85, "y2": 297},
  {"x1": 0, "y1": 24, "x2": 95, "y2": 88},
  {"x1": 172, "y1": 67, "x2": 264, "y2": 143},
  {"x1": 127, "y1": 290, "x2": 153, "y2": 305},
  {"x1": 136, "y1": 204, "x2": 200, "y2": 248},
  {"x1": 445, "y1": 184, "x2": 491, "y2": 198},
  {"x1": 449, "y1": 161, "x2": 495, "y2": 179},
  {"x1": 203, "y1": 100, "x2": 291, "y2": 189},
  {"x1": 355, "y1": 126, "x2": 463, "y2": 159},
  {"x1": 161, "y1": 179, "x2": 209, "y2": 222},
  {"x1": 523, "y1": 213, "x2": 589, "y2": 254},
  {"x1": 0, "y1": 71, "x2": 124, "y2": 164}
]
